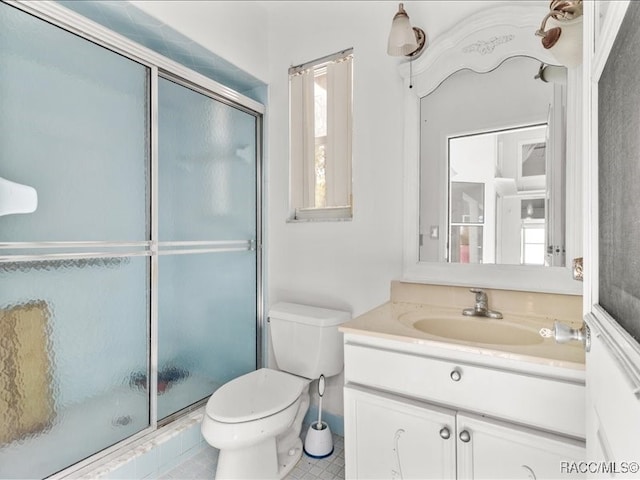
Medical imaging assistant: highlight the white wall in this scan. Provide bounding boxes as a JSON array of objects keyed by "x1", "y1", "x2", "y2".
[
  {"x1": 266, "y1": 2, "x2": 406, "y2": 320},
  {"x1": 264, "y1": 0, "x2": 505, "y2": 319},
  {"x1": 264, "y1": 2, "x2": 544, "y2": 417},
  {"x1": 265, "y1": 1, "x2": 406, "y2": 416}
]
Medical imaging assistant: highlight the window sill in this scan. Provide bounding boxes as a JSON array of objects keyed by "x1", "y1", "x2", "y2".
[{"x1": 288, "y1": 206, "x2": 352, "y2": 223}]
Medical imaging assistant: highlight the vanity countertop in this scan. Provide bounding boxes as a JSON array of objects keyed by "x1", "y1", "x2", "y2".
[{"x1": 339, "y1": 301, "x2": 585, "y2": 371}]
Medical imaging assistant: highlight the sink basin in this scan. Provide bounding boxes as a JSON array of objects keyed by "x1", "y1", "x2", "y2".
[{"x1": 399, "y1": 314, "x2": 543, "y2": 346}]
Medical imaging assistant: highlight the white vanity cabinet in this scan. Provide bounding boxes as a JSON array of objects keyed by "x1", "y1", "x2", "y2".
[
  {"x1": 456, "y1": 413, "x2": 584, "y2": 480},
  {"x1": 343, "y1": 335, "x2": 586, "y2": 479},
  {"x1": 344, "y1": 386, "x2": 456, "y2": 479}
]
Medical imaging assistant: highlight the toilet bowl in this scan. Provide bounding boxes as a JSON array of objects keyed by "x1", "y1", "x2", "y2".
[
  {"x1": 201, "y1": 303, "x2": 350, "y2": 479},
  {"x1": 202, "y1": 368, "x2": 310, "y2": 479}
]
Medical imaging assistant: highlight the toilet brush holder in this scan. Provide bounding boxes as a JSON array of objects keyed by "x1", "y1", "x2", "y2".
[
  {"x1": 303, "y1": 374, "x2": 333, "y2": 458},
  {"x1": 304, "y1": 421, "x2": 333, "y2": 458}
]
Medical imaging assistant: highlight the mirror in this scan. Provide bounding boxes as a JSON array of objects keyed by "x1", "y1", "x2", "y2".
[
  {"x1": 399, "y1": 4, "x2": 582, "y2": 294},
  {"x1": 420, "y1": 56, "x2": 567, "y2": 267}
]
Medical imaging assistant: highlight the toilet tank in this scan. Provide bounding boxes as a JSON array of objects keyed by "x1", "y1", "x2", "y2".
[{"x1": 269, "y1": 302, "x2": 351, "y2": 379}]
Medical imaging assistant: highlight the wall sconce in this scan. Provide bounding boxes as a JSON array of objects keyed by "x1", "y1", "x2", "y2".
[
  {"x1": 535, "y1": 63, "x2": 568, "y2": 84},
  {"x1": 535, "y1": 0, "x2": 583, "y2": 67},
  {"x1": 387, "y1": 3, "x2": 426, "y2": 58}
]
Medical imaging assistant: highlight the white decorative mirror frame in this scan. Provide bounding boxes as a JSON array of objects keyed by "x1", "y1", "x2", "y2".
[{"x1": 400, "y1": 4, "x2": 583, "y2": 295}]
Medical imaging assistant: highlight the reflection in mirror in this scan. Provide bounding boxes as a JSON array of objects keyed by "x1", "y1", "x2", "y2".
[
  {"x1": 449, "y1": 181, "x2": 485, "y2": 263},
  {"x1": 420, "y1": 56, "x2": 567, "y2": 268},
  {"x1": 448, "y1": 125, "x2": 552, "y2": 266}
]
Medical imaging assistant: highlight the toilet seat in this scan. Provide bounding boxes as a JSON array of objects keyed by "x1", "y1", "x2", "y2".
[{"x1": 206, "y1": 368, "x2": 307, "y2": 423}]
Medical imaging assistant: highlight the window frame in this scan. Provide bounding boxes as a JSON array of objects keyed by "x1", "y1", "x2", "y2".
[
  {"x1": 520, "y1": 220, "x2": 546, "y2": 266},
  {"x1": 288, "y1": 48, "x2": 353, "y2": 222}
]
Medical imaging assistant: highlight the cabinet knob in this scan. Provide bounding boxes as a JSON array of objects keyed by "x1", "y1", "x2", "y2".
[
  {"x1": 450, "y1": 369, "x2": 462, "y2": 382},
  {"x1": 439, "y1": 427, "x2": 450, "y2": 440},
  {"x1": 459, "y1": 430, "x2": 471, "y2": 443}
]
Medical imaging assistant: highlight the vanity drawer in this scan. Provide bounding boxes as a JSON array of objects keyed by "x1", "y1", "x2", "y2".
[{"x1": 344, "y1": 343, "x2": 585, "y2": 439}]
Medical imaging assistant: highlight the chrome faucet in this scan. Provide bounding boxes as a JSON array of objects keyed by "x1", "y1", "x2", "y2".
[{"x1": 462, "y1": 288, "x2": 503, "y2": 319}]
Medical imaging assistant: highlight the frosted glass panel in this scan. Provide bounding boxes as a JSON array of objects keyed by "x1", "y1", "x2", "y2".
[
  {"x1": 0, "y1": 3, "x2": 149, "y2": 242},
  {"x1": 157, "y1": 251, "x2": 256, "y2": 419},
  {"x1": 0, "y1": 256, "x2": 149, "y2": 479},
  {"x1": 158, "y1": 78, "x2": 257, "y2": 241}
]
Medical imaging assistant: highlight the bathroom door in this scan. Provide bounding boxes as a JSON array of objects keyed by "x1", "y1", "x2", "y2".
[
  {"x1": 156, "y1": 77, "x2": 259, "y2": 420},
  {"x1": 583, "y1": 0, "x2": 640, "y2": 469}
]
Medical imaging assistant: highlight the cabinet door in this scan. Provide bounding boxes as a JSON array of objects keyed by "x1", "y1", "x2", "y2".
[
  {"x1": 344, "y1": 385, "x2": 456, "y2": 480},
  {"x1": 457, "y1": 413, "x2": 585, "y2": 479}
]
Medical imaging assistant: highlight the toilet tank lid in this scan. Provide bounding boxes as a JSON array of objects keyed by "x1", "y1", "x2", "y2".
[{"x1": 269, "y1": 302, "x2": 351, "y2": 327}]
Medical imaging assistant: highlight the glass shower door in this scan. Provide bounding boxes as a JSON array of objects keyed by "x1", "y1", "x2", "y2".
[
  {"x1": 157, "y1": 78, "x2": 257, "y2": 420},
  {"x1": 0, "y1": 3, "x2": 150, "y2": 478},
  {"x1": 0, "y1": 1, "x2": 262, "y2": 476}
]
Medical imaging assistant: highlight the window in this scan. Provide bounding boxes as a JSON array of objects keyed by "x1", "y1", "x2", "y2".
[
  {"x1": 520, "y1": 198, "x2": 546, "y2": 265},
  {"x1": 521, "y1": 223, "x2": 546, "y2": 265},
  {"x1": 517, "y1": 138, "x2": 547, "y2": 190},
  {"x1": 289, "y1": 49, "x2": 353, "y2": 220}
]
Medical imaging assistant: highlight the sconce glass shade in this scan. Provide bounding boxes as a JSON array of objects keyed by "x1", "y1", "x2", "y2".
[
  {"x1": 545, "y1": 16, "x2": 583, "y2": 67},
  {"x1": 536, "y1": 64, "x2": 568, "y2": 84},
  {"x1": 387, "y1": 3, "x2": 425, "y2": 57}
]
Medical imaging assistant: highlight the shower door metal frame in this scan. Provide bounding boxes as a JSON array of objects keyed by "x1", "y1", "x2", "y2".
[{"x1": 0, "y1": 1, "x2": 265, "y2": 477}]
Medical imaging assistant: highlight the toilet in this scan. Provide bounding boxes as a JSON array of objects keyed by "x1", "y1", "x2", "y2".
[{"x1": 201, "y1": 302, "x2": 350, "y2": 480}]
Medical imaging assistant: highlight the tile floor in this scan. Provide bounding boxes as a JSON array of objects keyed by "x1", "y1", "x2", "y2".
[{"x1": 159, "y1": 432, "x2": 345, "y2": 480}]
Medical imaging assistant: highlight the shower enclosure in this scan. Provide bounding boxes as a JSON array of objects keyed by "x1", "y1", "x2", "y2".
[{"x1": 0, "y1": 2, "x2": 263, "y2": 478}]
